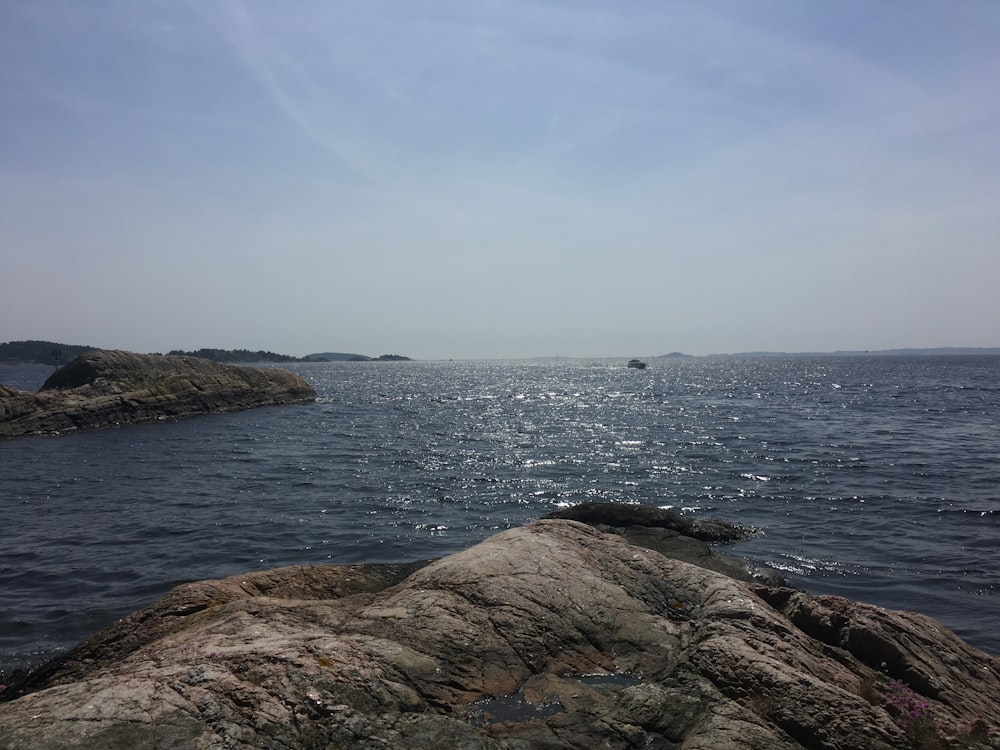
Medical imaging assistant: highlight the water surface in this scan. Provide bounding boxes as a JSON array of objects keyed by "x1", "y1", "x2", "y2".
[{"x1": 1, "y1": 356, "x2": 997, "y2": 678}]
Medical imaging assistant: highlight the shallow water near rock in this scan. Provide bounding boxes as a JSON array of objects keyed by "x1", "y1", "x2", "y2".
[
  {"x1": 1, "y1": 355, "x2": 998, "y2": 678},
  {"x1": 469, "y1": 691, "x2": 566, "y2": 725},
  {"x1": 573, "y1": 673, "x2": 644, "y2": 689}
]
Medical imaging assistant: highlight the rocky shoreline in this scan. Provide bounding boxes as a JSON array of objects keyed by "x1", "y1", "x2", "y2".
[
  {"x1": 0, "y1": 349, "x2": 316, "y2": 439},
  {"x1": 1, "y1": 503, "x2": 996, "y2": 749}
]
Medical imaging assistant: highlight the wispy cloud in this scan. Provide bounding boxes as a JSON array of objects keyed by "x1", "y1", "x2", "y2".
[{"x1": 197, "y1": 0, "x2": 390, "y2": 186}]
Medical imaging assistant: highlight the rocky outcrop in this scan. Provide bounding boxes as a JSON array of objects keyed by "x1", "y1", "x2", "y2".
[
  {"x1": 0, "y1": 350, "x2": 316, "y2": 438},
  {"x1": 543, "y1": 501, "x2": 771, "y2": 584},
  {"x1": 1, "y1": 508, "x2": 996, "y2": 749}
]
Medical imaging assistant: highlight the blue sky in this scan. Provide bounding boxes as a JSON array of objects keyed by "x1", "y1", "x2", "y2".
[{"x1": 2, "y1": 1, "x2": 998, "y2": 359}]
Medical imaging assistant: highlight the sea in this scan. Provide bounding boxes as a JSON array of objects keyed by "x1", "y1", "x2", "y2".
[{"x1": 1, "y1": 355, "x2": 997, "y2": 682}]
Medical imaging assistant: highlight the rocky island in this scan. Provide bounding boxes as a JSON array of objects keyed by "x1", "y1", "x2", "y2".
[
  {"x1": 0, "y1": 503, "x2": 995, "y2": 749},
  {"x1": 0, "y1": 349, "x2": 316, "y2": 439}
]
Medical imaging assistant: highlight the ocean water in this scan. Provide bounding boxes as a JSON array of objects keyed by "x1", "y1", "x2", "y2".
[{"x1": 1, "y1": 356, "x2": 997, "y2": 680}]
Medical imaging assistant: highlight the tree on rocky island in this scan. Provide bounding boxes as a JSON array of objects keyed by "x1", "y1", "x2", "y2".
[{"x1": 0, "y1": 340, "x2": 98, "y2": 365}]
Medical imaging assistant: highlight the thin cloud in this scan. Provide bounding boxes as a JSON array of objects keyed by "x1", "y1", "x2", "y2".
[{"x1": 201, "y1": 0, "x2": 389, "y2": 186}]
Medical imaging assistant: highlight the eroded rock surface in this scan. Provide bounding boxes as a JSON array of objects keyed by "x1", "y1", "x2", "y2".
[
  {"x1": 1, "y1": 516, "x2": 997, "y2": 749},
  {"x1": 0, "y1": 350, "x2": 316, "y2": 438}
]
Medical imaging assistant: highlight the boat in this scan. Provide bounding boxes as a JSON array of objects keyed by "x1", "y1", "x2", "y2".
[{"x1": 627, "y1": 359, "x2": 647, "y2": 369}]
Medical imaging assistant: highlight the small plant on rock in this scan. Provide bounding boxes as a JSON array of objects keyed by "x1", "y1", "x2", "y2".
[{"x1": 882, "y1": 679, "x2": 944, "y2": 750}]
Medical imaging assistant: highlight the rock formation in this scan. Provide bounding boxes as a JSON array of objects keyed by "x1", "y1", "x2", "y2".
[
  {"x1": 0, "y1": 349, "x2": 316, "y2": 439},
  {"x1": 1, "y1": 505, "x2": 996, "y2": 749}
]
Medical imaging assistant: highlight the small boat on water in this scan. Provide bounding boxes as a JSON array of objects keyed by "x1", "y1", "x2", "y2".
[{"x1": 627, "y1": 359, "x2": 648, "y2": 369}]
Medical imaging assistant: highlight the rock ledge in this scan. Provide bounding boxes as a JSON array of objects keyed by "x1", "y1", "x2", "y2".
[{"x1": 0, "y1": 350, "x2": 316, "y2": 438}]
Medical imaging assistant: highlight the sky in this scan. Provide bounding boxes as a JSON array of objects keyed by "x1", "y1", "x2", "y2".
[{"x1": 2, "y1": 1, "x2": 999, "y2": 360}]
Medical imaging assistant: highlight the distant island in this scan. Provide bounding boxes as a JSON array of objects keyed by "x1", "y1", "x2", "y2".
[
  {"x1": 302, "y1": 352, "x2": 412, "y2": 362},
  {"x1": 167, "y1": 350, "x2": 413, "y2": 363},
  {"x1": 165, "y1": 348, "x2": 299, "y2": 363},
  {"x1": 0, "y1": 342, "x2": 413, "y2": 366}
]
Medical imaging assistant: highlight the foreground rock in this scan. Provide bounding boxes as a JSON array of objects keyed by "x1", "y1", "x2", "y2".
[
  {"x1": 0, "y1": 350, "x2": 316, "y2": 438},
  {"x1": 2, "y1": 510, "x2": 997, "y2": 749}
]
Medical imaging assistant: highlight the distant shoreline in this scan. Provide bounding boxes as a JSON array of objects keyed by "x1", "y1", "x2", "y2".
[
  {"x1": 0, "y1": 342, "x2": 413, "y2": 366},
  {"x1": 3, "y1": 340, "x2": 1000, "y2": 366},
  {"x1": 700, "y1": 347, "x2": 1000, "y2": 358}
]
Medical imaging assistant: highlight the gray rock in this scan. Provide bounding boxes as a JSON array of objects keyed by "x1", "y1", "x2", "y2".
[
  {"x1": 544, "y1": 500, "x2": 757, "y2": 542},
  {"x1": 545, "y1": 500, "x2": 774, "y2": 583},
  {"x1": 0, "y1": 349, "x2": 315, "y2": 438},
  {"x1": 1, "y1": 520, "x2": 997, "y2": 749}
]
